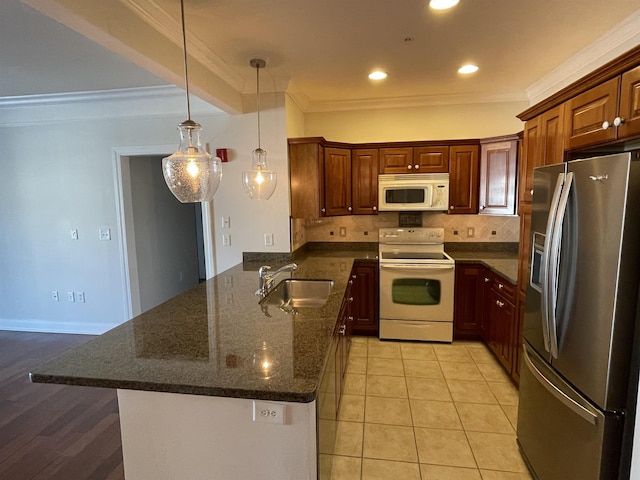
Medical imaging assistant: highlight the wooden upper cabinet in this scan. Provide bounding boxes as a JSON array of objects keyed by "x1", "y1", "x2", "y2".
[
  {"x1": 413, "y1": 146, "x2": 449, "y2": 173},
  {"x1": 619, "y1": 65, "x2": 640, "y2": 139},
  {"x1": 324, "y1": 147, "x2": 352, "y2": 216},
  {"x1": 351, "y1": 149, "x2": 379, "y2": 215},
  {"x1": 479, "y1": 139, "x2": 518, "y2": 215},
  {"x1": 448, "y1": 145, "x2": 479, "y2": 214},
  {"x1": 517, "y1": 202, "x2": 532, "y2": 296},
  {"x1": 289, "y1": 140, "x2": 324, "y2": 218},
  {"x1": 519, "y1": 116, "x2": 542, "y2": 204},
  {"x1": 541, "y1": 104, "x2": 565, "y2": 165},
  {"x1": 379, "y1": 147, "x2": 413, "y2": 174},
  {"x1": 564, "y1": 76, "x2": 620, "y2": 150}
]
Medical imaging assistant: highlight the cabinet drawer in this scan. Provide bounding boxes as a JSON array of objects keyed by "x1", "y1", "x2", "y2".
[{"x1": 491, "y1": 274, "x2": 516, "y2": 303}]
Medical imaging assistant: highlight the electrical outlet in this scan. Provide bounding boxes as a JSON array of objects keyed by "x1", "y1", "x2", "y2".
[
  {"x1": 253, "y1": 400, "x2": 286, "y2": 425},
  {"x1": 264, "y1": 233, "x2": 274, "y2": 246},
  {"x1": 99, "y1": 227, "x2": 111, "y2": 241},
  {"x1": 67, "y1": 292, "x2": 75, "y2": 302},
  {"x1": 339, "y1": 227, "x2": 347, "y2": 237},
  {"x1": 222, "y1": 234, "x2": 231, "y2": 246},
  {"x1": 224, "y1": 276, "x2": 233, "y2": 288},
  {"x1": 70, "y1": 229, "x2": 78, "y2": 240},
  {"x1": 467, "y1": 227, "x2": 475, "y2": 238},
  {"x1": 222, "y1": 216, "x2": 230, "y2": 228},
  {"x1": 51, "y1": 290, "x2": 59, "y2": 302},
  {"x1": 76, "y1": 291, "x2": 85, "y2": 303}
]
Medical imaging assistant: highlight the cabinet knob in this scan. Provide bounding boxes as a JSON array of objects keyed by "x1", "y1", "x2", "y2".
[
  {"x1": 349, "y1": 280, "x2": 353, "y2": 285},
  {"x1": 348, "y1": 206, "x2": 352, "y2": 212},
  {"x1": 496, "y1": 300, "x2": 504, "y2": 307},
  {"x1": 339, "y1": 325, "x2": 347, "y2": 335},
  {"x1": 348, "y1": 316, "x2": 354, "y2": 322},
  {"x1": 373, "y1": 206, "x2": 377, "y2": 211},
  {"x1": 614, "y1": 117, "x2": 625, "y2": 127},
  {"x1": 450, "y1": 205, "x2": 455, "y2": 210},
  {"x1": 602, "y1": 121, "x2": 611, "y2": 130},
  {"x1": 414, "y1": 165, "x2": 420, "y2": 170},
  {"x1": 321, "y1": 208, "x2": 326, "y2": 213},
  {"x1": 351, "y1": 274, "x2": 357, "y2": 279},
  {"x1": 484, "y1": 277, "x2": 490, "y2": 283},
  {"x1": 407, "y1": 165, "x2": 412, "y2": 170},
  {"x1": 498, "y1": 283, "x2": 504, "y2": 289},
  {"x1": 349, "y1": 296, "x2": 354, "y2": 303},
  {"x1": 530, "y1": 189, "x2": 534, "y2": 196}
]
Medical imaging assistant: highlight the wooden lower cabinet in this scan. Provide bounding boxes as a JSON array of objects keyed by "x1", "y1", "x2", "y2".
[
  {"x1": 453, "y1": 264, "x2": 485, "y2": 339},
  {"x1": 454, "y1": 263, "x2": 519, "y2": 383},
  {"x1": 512, "y1": 291, "x2": 526, "y2": 384},
  {"x1": 349, "y1": 261, "x2": 379, "y2": 336}
]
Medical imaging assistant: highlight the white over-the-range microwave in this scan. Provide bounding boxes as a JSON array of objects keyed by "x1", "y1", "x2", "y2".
[{"x1": 378, "y1": 173, "x2": 449, "y2": 211}]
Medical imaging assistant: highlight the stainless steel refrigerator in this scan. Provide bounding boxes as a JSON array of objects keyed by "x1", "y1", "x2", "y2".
[{"x1": 517, "y1": 151, "x2": 640, "y2": 480}]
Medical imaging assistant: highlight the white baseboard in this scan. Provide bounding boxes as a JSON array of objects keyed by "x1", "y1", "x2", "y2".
[{"x1": 0, "y1": 318, "x2": 120, "y2": 335}]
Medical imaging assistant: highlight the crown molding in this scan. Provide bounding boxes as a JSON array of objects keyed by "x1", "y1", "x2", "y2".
[
  {"x1": 526, "y1": 10, "x2": 640, "y2": 106},
  {"x1": 123, "y1": 0, "x2": 245, "y2": 93},
  {"x1": 302, "y1": 91, "x2": 529, "y2": 113}
]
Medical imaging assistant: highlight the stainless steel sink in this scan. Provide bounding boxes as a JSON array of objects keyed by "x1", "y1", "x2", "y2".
[{"x1": 259, "y1": 278, "x2": 334, "y2": 308}]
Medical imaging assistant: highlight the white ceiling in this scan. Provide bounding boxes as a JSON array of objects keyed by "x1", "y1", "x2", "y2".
[{"x1": 3, "y1": 0, "x2": 640, "y2": 113}]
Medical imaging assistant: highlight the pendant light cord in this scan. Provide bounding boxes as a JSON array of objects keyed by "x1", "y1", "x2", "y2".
[
  {"x1": 180, "y1": 0, "x2": 192, "y2": 122},
  {"x1": 256, "y1": 62, "x2": 261, "y2": 150}
]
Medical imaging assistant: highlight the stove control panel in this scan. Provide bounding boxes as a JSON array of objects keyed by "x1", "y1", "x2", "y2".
[{"x1": 379, "y1": 227, "x2": 445, "y2": 244}]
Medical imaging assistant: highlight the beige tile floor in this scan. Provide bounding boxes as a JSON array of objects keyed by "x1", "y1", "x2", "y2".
[{"x1": 321, "y1": 337, "x2": 533, "y2": 480}]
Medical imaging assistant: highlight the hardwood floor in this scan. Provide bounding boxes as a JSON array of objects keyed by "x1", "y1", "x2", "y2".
[{"x1": 0, "y1": 331, "x2": 124, "y2": 480}]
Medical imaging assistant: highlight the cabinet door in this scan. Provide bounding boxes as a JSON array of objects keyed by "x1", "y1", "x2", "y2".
[
  {"x1": 448, "y1": 145, "x2": 479, "y2": 214},
  {"x1": 289, "y1": 141, "x2": 324, "y2": 218},
  {"x1": 350, "y1": 262, "x2": 379, "y2": 336},
  {"x1": 352, "y1": 149, "x2": 379, "y2": 215},
  {"x1": 519, "y1": 117, "x2": 542, "y2": 204},
  {"x1": 324, "y1": 148, "x2": 352, "y2": 216},
  {"x1": 619, "y1": 65, "x2": 640, "y2": 140},
  {"x1": 489, "y1": 290, "x2": 515, "y2": 373},
  {"x1": 541, "y1": 104, "x2": 565, "y2": 165},
  {"x1": 564, "y1": 76, "x2": 620, "y2": 150},
  {"x1": 453, "y1": 264, "x2": 484, "y2": 339},
  {"x1": 479, "y1": 140, "x2": 517, "y2": 215},
  {"x1": 379, "y1": 147, "x2": 413, "y2": 174},
  {"x1": 413, "y1": 146, "x2": 449, "y2": 173}
]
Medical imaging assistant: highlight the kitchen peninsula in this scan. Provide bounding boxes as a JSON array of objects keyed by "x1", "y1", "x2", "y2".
[{"x1": 30, "y1": 249, "x2": 376, "y2": 480}]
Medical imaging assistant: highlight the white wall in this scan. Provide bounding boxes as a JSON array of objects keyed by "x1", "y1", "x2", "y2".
[{"x1": 0, "y1": 88, "x2": 290, "y2": 333}]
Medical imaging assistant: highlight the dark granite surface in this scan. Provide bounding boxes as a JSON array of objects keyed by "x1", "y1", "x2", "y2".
[
  {"x1": 30, "y1": 251, "x2": 376, "y2": 403},
  {"x1": 445, "y1": 243, "x2": 519, "y2": 285}
]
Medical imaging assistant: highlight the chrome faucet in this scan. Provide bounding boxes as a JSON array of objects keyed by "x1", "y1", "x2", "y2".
[{"x1": 257, "y1": 263, "x2": 298, "y2": 297}]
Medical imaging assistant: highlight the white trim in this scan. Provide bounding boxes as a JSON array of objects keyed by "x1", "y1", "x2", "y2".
[
  {"x1": 0, "y1": 319, "x2": 120, "y2": 335},
  {"x1": 303, "y1": 91, "x2": 529, "y2": 113},
  {"x1": 527, "y1": 10, "x2": 640, "y2": 106}
]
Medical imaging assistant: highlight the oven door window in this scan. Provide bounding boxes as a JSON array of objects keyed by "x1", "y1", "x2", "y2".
[{"x1": 392, "y1": 278, "x2": 441, "y2": 305}]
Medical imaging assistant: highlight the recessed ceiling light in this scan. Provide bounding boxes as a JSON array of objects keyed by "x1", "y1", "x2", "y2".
[
  {"x1": 429, "y1": 0, "x2": 459, "y2": 10},
  {"x1": 369, "y1": 70, "x2": 388, "y2": 80},
  {"x1": 458, "y1": 64, "x2": 479, "y2": 74}
]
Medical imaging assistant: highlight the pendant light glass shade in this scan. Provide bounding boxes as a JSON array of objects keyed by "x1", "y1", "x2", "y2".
[
  {"x1": 163, "y1": 0, "x2": 222, "y2": 203},
  {"x1": 242, "y1": 147, "x2": 277, "y2": 200},
  {"x1": 163, "y1": 120, "x2": 222, "y2": 203},
  {"x1": 242, "y1": 58, "x2": 277, "y2": 200}
]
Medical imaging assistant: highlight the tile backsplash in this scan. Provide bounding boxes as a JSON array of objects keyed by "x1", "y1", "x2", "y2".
[{"x1": 291, "y1": 212, "x2": 519, "y2": 249}]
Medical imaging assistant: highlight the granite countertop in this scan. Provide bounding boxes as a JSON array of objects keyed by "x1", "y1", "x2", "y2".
[
  {"x1": 445, "y1": 243, "x2": 519, "y2": 285},
  {"x1": 30, "y1": 250, "x2": 377, "y2": 403}
]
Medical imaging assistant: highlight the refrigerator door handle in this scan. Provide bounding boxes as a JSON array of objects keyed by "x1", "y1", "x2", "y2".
[
  {"x1": 541, "y1": 173, "x2": 565, "y2": 353},
  {"x1": 548, "y1": 172, "x2": 574, "y2": 359},
  {"x1": 523, "y1": 345, "x2": 597, "y2": 425}
]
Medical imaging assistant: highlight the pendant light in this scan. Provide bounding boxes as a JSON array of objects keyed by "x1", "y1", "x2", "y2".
[
  {"x1": 162, "y1": 0, "x2": 222, "y2": 203},
  {"x1": 242, "y1": 58, "x2": 277, "y2": 200}
]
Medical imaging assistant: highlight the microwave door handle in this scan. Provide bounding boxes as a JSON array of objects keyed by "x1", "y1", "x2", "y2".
[
  {"x1": 548, "y1": 171, "x2": 573, "y2": 359},
  {"x1": 541, "y1": 173, "x2": 564, "y2": 353}
]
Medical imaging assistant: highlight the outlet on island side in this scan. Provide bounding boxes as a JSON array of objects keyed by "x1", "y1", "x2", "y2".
[{"x1": 264, "y1": 233, "x2": 274, "y2": 246}]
